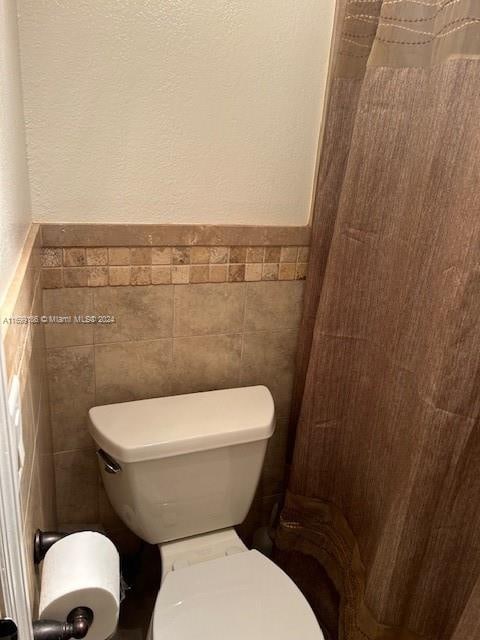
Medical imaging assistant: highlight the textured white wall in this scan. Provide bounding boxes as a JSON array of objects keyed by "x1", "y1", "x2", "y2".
[
  {"x1": 17, "y1": 0, "x2": 335, "y2": 225},
  {"x1": 0, "y1": 0, "x2": 31, "y2": 303}
]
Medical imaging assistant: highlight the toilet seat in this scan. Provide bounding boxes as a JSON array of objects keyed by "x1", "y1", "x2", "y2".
[{"x1": 151, "y1": 550, "x2": 324, "y2": 639}]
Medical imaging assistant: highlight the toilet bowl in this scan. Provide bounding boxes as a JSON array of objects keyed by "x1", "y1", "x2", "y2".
[
  {"x1": 88, "y1": 386, "x2": 324, "y2": 639},
  {"x1": 151, "y1": 545, "x2": 320, "y2": 639}
]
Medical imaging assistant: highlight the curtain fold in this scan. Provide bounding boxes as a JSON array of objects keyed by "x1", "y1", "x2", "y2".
[{"x1": 279, "y1": 2, "x2": 480, "y2": 639}]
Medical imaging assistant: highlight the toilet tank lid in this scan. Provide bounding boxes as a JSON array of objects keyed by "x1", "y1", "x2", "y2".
[{"x1": 88, "y1": 386, "x2": 275, "y2": 463}]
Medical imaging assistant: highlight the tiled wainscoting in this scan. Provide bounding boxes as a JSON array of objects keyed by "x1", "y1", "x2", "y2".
[
  {"x1": 40, "y1": 224, "x2": 310, "y2": 548},
  {"x1": 1, "y1": 225, "x2": 56, "y2": 612},
  {"x1": 2, "y1": 223, "x2": 310, "y2": 575}
]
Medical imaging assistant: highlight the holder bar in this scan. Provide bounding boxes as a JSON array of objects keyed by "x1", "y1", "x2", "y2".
[{"x1": 32, "y1": 608, "x2": 93, "y2": 640}]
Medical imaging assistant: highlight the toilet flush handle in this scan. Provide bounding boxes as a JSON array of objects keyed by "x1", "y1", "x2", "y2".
[{"x1": 97, "y1": 449, "x2": 122, "y2": 474}]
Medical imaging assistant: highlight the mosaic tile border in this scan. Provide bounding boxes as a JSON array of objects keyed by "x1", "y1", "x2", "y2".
[{"x1": 41, "y1": 246, "x2": 310, "y2": 288}]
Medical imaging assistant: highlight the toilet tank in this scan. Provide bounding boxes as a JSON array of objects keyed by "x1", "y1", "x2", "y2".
[{"x1": 88, "y1": 386, "x2": 275, "y2": 544}]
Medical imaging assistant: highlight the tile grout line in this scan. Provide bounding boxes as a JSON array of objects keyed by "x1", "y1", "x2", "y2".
[
  {"x1": 170, "y1": 285, "x2": 176, "y2": 394},
  {"x1": 91, "y1": 286, "x2": 100, "y2": 522},
  {"x1": 238, "y1": 282, "x2": 249, "y2": 385},
  {"x1": 53, "y1": 446, "x2": 96, "y2": 456},
  {"x1": 45, "y1": 325, "x2": 300, "y2": 352}
]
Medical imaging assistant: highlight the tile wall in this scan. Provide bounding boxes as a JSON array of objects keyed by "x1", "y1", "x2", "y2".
[
  {"x1": 1, "y1": 225, "x2": 56, "y2": 612},
  {"x1": 1, "y1": 224, "x2": 310, "y2": 562},
  {"x1": 40, "y1": 228, "x2": 309, "y2": 548},
  {"x1": 44, "y1": 279, "x2": 305, "y2": 546}
]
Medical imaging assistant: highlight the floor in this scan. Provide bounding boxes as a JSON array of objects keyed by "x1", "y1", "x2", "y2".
[{"x1": 113, "y1": 543, "x2": 159, "y2": 640}]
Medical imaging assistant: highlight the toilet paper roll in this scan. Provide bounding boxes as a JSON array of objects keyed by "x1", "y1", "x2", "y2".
[{"x1": 39, "y1": 531, "x2": 120, "y2": 640}]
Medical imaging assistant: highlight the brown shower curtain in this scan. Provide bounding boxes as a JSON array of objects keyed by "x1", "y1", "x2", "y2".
[{"x1": 277, "y1": 2, "x2": 480, "y2": 639}]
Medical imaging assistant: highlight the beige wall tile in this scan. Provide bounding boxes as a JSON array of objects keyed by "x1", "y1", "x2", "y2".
[
  {"x1": 298, "y1": 247, "x2": 310, "y2": 262},
  {"x1": 230, "y1": 247, "x2": 247, "y2": 263},
  {"x1": 4, "y1": 300, "x2": 33, "y2": 378},
  {"x1": 240, "y1": 330, "x2": 298, "y2": 417},
  {"x1": 190, "y1": 247, "x2": 210, "y2": 264},
  {"x1": 64, "y1": 267, "x2": 89, "y2": 287},
  {"x1": 33, "y1": 454, "x2": 57, "y2": 533},
  {"x1": 172, "y1": 247, "x2": 190, "y2": 265},
  {"x1": 22, "y1": 509, "x2": 40, "y2": 611},
  {"x1": 278, "y1": 263, "x2": 296, "y2": 280},
  {"x1": 152, "y1": 247, "x2": 172, "y2": 265},
  {"x1": 19, "y1": 367, "x2": 35, "y2": 508},
  {"x1": 208, "y1": 247, "x2": 229, "y2": 264},
  {"x1": 63, "y1": 248, "x2": 86, "y2": 266},
  {"x1": 174, "y1": 283, "x2": 245, "y2": 336},
  {"x1": 42, "y1": 224, "x2": 311, "y2": 247},
  {"x1": 24, "y1": 425, "x2": 55, "y2": 571},
  {"x1": 130, "y1": 247, "x2": 152, "y2": 265},
  {"x1": 87, "y1": 266, "x2": 109, "y2": 286},
  {"x1": 54, "y1": 449, "x2": 99, "y2": 523},
  {"x1": 108, "y1": 247, "x2": 130, "y2": 265},
  {"x1": 295, "y1": 262, "x2": 308, "y2": 280},
  {"x1": 3, "y1": 262, "x2": 39, "y2": 380},
  {"x1": 41, "y1": 268, "x2": 63, "y2": 289},
  {"x1": 280, "y1": 246, "x2": 298, "y2": 262},
  {"x1": 93, "y1": 286, "x2": 174, "y2": 343},
  {"x1": 29, "y1": 313, "x2": 48, "y2": 420},
  {"x1": 209, "y1": 265, "x2": 227, "y2": 282},
  {"x1": 264, "y1": 247, "x2": 281, "y2": 263},
  {"x1": 246, "y1": 247, "x2": 264, "y2": 263},
  {"x1": 152, "y1": 266, "x2": 171, "y2": 284},
  {"x1": 20, "y1": 397, "x2": 56, "y2": 607},
  {"x1": 172, "y1": 334, "x2": 242, "y2": 395},
  {"x1": 262, "y1": 263, "x2": 279, "y2": 281},
  {"x1": 109, "y1": 266, "x2": 130, "y2": 286},
  {"x1": 244, "y1": 281, "x2": 304, "y2": 332},
  {"x1": 130, "y1": 266, "x2": 151, "y2": 285},
  {"x1": 228, "y1": 264, "x2": 245, "y2": 282},
  {"x1": 36, "y1": 389, "x2": 53, "y2": 458},
  {"x1": 171, "y1": 265, "x2": 189, "y2": 284},
  {"x1": 43, "y1": 288, "x2": 94, "y2": 348},
  {"x1": 245, "y1": 263, "x2": 262, "y2": 282},
  {"x1": 41, "y1": 247, "x2": 62, "y2": 267},
  {"x1": 3, "y1": 325, "x2": 21, "y2": 385},
  {"x1": 95, "y1": 339, "x2": 173, "y2": 404},
  {"x1": 189, "y1": 265, "x2": 209, "y2": 283},
  {"x1": 24, "y1": 447, "x2": 57, "y2": 537},
  {"x1": 47, "y1": 346, "x2": 95, "y2": 452},
  {"x1": 12, "y1": 257, "x2": 37, "y2": 321},
  {"x1": 86, "y1": 248, "x2": 108, "y2": 266}
]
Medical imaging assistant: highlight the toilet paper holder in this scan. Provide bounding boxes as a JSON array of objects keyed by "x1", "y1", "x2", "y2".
[
  {"x1": 32, "y1": 530, "x2": 94, "y2": 640},
  {"x1": 33, "y1": 607, "x2": 93, "y2": 640},
  {"x1": 34, "y1": 529, "x2": 68, "y2": 565}
]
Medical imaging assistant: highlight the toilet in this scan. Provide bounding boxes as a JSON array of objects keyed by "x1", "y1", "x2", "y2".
[{"x1": 88, "y1": 385, "x2": 323, "y2": 639}]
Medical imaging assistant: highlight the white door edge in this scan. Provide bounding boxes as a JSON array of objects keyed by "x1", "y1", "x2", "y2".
[{"x1": 0, "y1": 343, "x2": 33, "y2": 638}]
